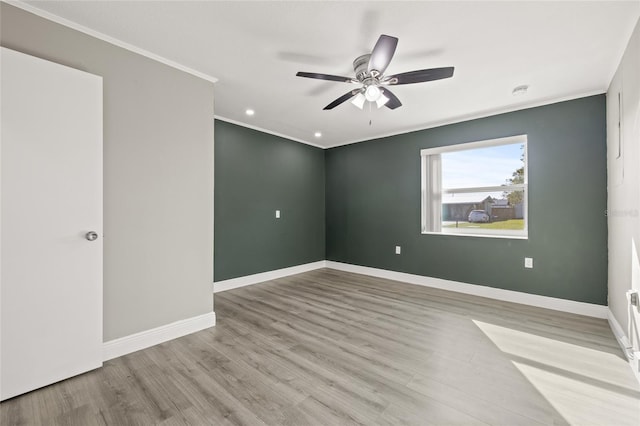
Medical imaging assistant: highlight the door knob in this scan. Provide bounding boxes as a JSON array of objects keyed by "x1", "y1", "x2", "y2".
[{"x1": 85, "y1": 231, "x2": 98, "y2": 241}]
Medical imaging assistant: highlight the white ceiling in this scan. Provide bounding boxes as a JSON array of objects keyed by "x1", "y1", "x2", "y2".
[{"x1": 21, "y1": 1, "x2": 640, "y2": 148}]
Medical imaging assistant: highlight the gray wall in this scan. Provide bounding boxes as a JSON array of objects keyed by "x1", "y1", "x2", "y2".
[
  {"x1": 2, "y1": 4, "x2": 609, "y2": 333},
  {"x1": 326, "y1": 96, "x2": 608, "y2": 305},
  {"x1": 214, "y1": 120, "x2": 325, "y2": 281},
  {"x1": 1, "y1": 4, "x2": 215, "y2": 341}
]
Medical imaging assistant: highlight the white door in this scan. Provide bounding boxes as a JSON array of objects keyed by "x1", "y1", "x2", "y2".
[{"x1": 0, "y1": 47, "x2": 103, "y2": 401}]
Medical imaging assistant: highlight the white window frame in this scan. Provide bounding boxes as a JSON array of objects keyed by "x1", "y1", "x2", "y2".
[{"x1": 421, "y1": 135, "x2": 528, "y2": 239}]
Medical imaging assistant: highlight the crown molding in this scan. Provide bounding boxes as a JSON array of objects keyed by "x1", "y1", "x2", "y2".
[{"x1": 4, "y1": 0, "x2": 218, "y2": 84}]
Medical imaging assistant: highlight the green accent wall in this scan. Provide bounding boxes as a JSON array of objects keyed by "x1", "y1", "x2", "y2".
[
  {"x1": 325, "y1": 95, "x2": 608, "y2": 305},
  {"x1": 214, "y1": 120, "x2": 325, "y2": 281},
  {"x1": 215, "y1": 96, "x2": 607, "y2": 305}
]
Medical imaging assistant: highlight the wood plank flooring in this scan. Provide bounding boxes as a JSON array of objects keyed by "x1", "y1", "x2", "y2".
[{"x1": 2, "y1": 268, "x2": 639, "y2": 425}]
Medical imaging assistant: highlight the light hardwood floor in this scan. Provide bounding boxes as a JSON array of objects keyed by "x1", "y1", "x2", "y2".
[{"x1": 2, "y1": 268, "x2": 639, "y2": 425}]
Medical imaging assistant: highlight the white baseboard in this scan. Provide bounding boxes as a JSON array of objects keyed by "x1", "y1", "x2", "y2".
[
  {"x1": 213, "y1": 260, "x2": 327, "y2": 293},
  {"x1": 608, "y1": 308, "x2": 640, "y2": 384},
  {"x1": 212, "y1": 260, "x2": 608, "y2": 318},
  {"x1": 103, "y1": 311, "x2": 216, "y2": 361},
  {"x1": 326, "y1": 261, "x2": 609, "y2": 319},
  {"x1": 608, "y1": 308, "x2": 632, "y2": 355}
]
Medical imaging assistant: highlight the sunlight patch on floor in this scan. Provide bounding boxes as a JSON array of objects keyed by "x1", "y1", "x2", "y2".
[{"x1": 473, "y1": 320, "x2": 640, "y2": 425}]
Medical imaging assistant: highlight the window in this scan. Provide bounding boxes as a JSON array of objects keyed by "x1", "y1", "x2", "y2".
[{"x1": 421, "y1": 135, "x2": 528, "y2": 239}]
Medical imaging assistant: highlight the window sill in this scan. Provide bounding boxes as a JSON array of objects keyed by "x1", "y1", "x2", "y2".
[{"x1": 421, "y1": 230, "x2": 528, "y2": 240}]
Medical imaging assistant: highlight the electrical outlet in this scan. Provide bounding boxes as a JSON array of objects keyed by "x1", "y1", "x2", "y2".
[
  {"x1": 275, "y1": 210, "x2": 280, "y2": 219},
  {"x1": 524, "y1": 257, "x2": 533, "y2": 268},
  {"x1": 395, "y1": 246, "x2": 401, "y2": 255}
]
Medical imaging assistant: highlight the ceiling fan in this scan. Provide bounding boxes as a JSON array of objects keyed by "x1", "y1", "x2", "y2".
[{"x1": 296, "y1": 34, "x2": 454, "y2": 111}]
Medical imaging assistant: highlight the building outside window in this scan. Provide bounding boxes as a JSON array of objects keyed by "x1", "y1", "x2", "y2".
[{"x1": 421, "y1": 135, "x2": 528, "y2": 239}]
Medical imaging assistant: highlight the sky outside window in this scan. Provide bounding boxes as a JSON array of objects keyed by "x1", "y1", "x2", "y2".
[{"x1": 441, "y1": 143, "x2": 524, "y2": 191}]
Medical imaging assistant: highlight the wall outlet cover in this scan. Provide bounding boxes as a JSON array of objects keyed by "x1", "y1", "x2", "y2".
[{"x1": 524, "y1": 257, "x2": 533, "y2": 268}]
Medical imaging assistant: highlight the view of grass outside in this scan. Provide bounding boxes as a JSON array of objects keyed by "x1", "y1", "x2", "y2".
[
  {"x1": 422, "y1": 137, "x2": 528, "y2": 237},
  {"x1": 443, "y1": 219, "x2": 525, "y2": 230}
]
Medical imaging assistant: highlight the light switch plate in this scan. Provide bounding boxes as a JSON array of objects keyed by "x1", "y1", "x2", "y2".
[
  {"x1": 395, "y1": 246, "x2": 401, "y2": 255},
  {"x1": 275, "y1": 210, "x2": 280, "y2": 219},
  {"x1": 524, "y1": 257, "x2": 533, "y2": 268}
]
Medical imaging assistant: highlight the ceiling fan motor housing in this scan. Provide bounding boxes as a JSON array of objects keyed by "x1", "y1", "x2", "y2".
[{"x1": 353, "y1": 54, "x2": 372, "y2": 82}]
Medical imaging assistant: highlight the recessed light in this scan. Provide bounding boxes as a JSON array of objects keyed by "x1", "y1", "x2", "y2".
[
  {"x1": 314, "y1": 132, "x2": 322, "y2": 138},
  {"x1": 512, "y1": 85, "x2": 529, "y2": 96},
  {"x1": 245, "y1": 109, "x2": 255, "y2": 116}
]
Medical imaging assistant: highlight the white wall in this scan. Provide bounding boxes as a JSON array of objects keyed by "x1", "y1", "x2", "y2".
[
  {"x1": 607, "y1": 18, "x2": 640, "y2": 359},
  {"x1": 1, "y1": 4, "x2": 215, "y2": 342}
]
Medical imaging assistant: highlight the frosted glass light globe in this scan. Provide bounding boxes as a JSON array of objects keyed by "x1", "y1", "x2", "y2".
[{"x1": 364, "y1": 85, "x2": 382, "y2": 102}]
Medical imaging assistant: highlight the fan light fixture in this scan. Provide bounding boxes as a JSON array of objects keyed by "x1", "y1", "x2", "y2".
[
  {"x1": 351, "y1": 86, "x2": 389, "y2": 109},
  {"x1": 351, "y1": 93, "x2": 366, "y2": 109},
  {"x1": 364, "y1": 85, "x2": 382, "y2": 102},
  {"x1": 376, "y1": 93, "x2": 390, "y2": 108}
]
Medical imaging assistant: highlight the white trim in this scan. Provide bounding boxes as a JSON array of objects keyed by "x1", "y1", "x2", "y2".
[
  {"x1": 326, "y1": 261, "x2": 608, "y2": 318},
  {"x1": 608, "y1": 308, "x2": 640, "y2": 385},
  {"x1": 214, "y1": 261, "x2": 327, "y2": 293},
  {"x1": 214, "y1": 116, "x2": 324, "y2": 149},
  {"x1": 608, "y1": 308, "x2": 633, "y2": 356},
  {"x1": 420, "y1": 134, "x2": 527, "y2": 156},
  {"x1": 420, "y1": 135, "x2": 528, "y2": 239},
  {"x1": 324, "y1": 90, "x2": 605, "y2": 149},
  {"x1": 4, "y1": 1, "x2": 605, "y2": 151},
  {"x1": 6, "y1": 1, "x2": 218, "y2": 84},
  {"x1": 423, "y1": 230, "x2": 528, "y2": 240},
  {"x1": 102, "y1": 312, "x2": 216, "y2": 361},
  {"x1": 220, "y1": 92, "x2": 604, "y2": 151},
  {"x1": 5, "y1": 0, "x2": 604, "y2": 151},
  {"x1": 444, "y1": 184, "x2": 526, "y2": 194}
]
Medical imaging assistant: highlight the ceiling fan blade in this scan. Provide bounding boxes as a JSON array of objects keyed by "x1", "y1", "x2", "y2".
[
  {"x1": 323, "y1": 90, "x2": 359, "y2": 110},
  {"x1": 385, "y1": 67, "x2": 454, "y2": 85},
  {"x1": 381, "y1": 88, "x2": 402, "y2": 110},
  {"x1": 296, "y1": 72, "x2": 354, "y2": 83},
  {"x1": 368, "y1": 34, "x2": 398, "y2": 75}
]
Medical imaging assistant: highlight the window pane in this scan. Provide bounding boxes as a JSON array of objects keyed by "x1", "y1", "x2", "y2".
[
  {"x1": 441, "y1": 143, "x2": 525, "y2": 189},
  {"x1": 421, "y1": 135, "x2": 528, "y2": 238},
  {"x1": 441, "y1": 190, "x2": 525, "y2": 231}
]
